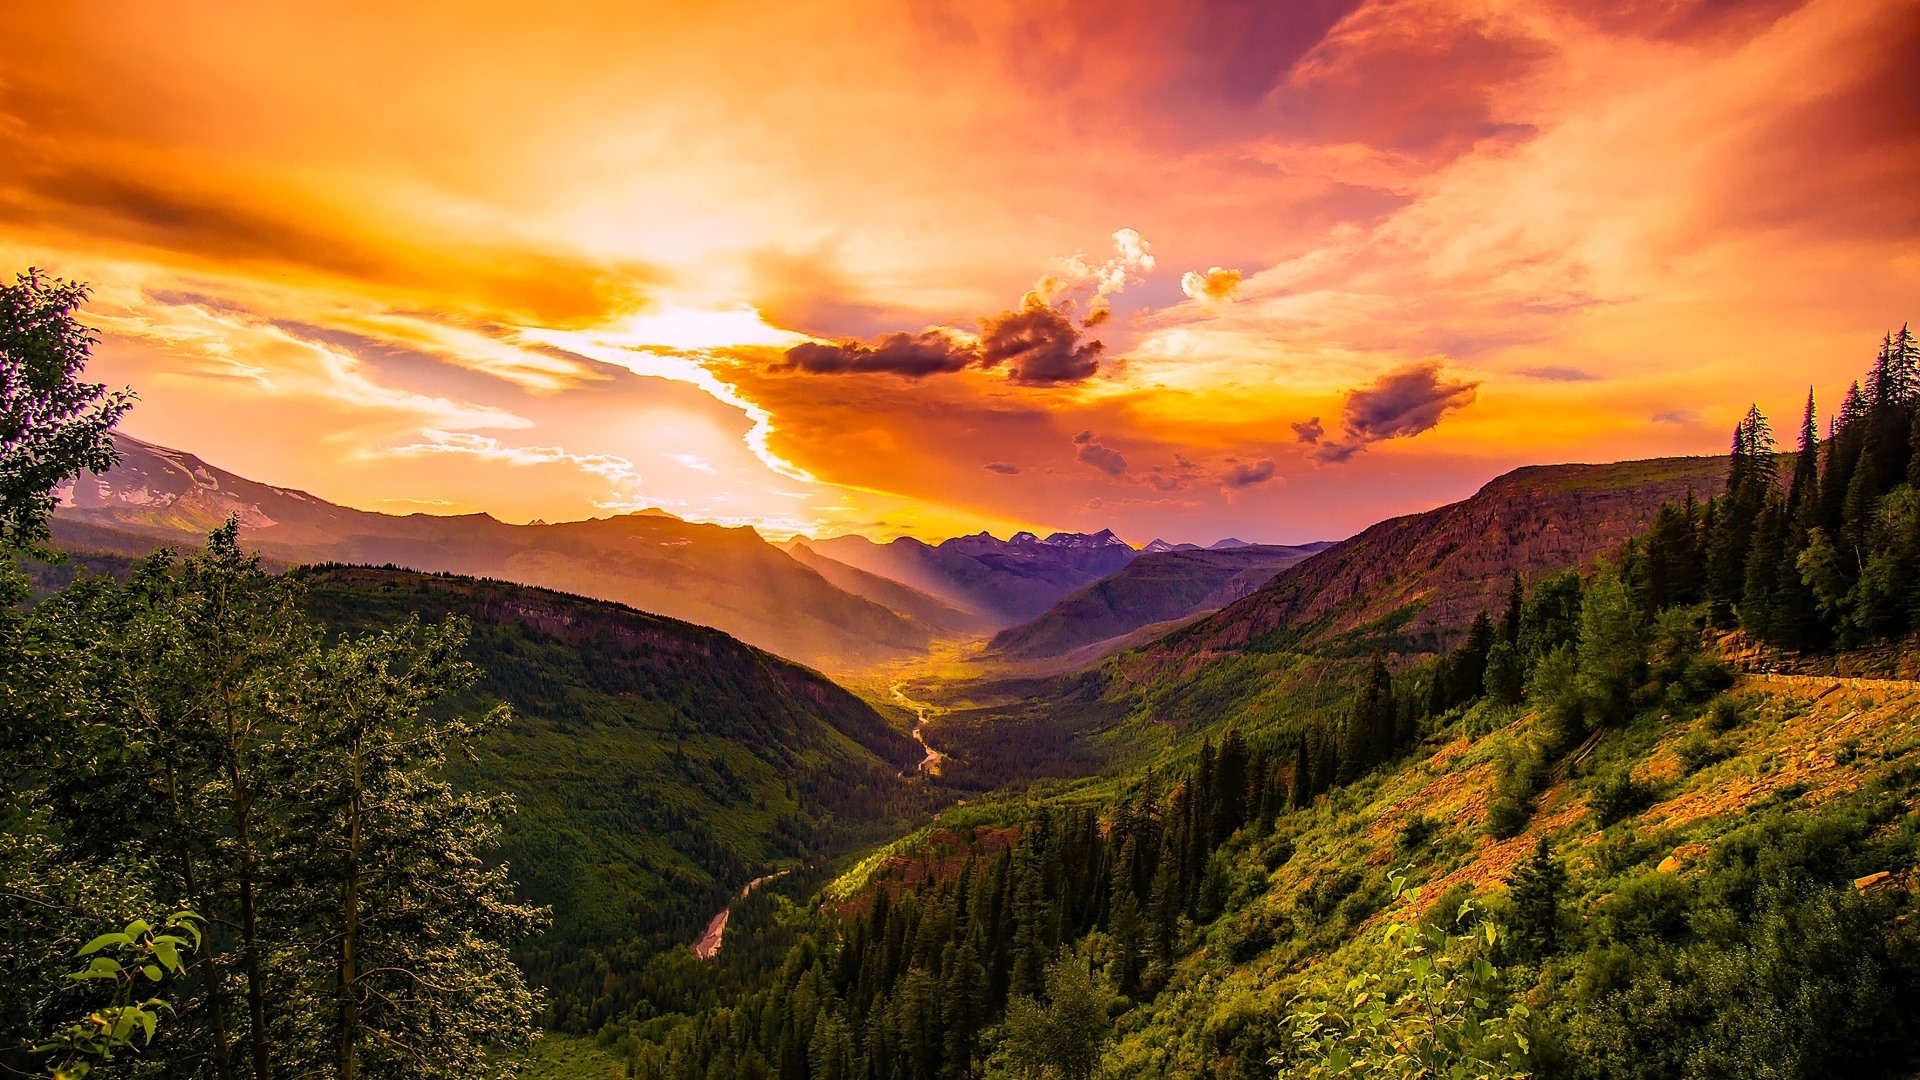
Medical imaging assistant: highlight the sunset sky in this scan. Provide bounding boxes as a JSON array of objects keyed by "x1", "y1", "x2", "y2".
[{"x1": 2, "y1": 0, "x2": 1915, "y2": 544}]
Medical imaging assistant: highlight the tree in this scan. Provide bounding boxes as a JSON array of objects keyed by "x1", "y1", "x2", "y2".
[
  {"x1": 1001, "y1": 945, "x2": 1112, "y2": 1080},
  {"x1": 1574, "y1": 565, "x2": 1643, "y2": 732},
  {"x1": 272, "y1": 615, "x2": 547, "y2": 1079},
  {"x1": 1482, "y1": 641, "x2": 1524, "y2": 707},
  {"x1": 1504, "y1": 838, "x2": 1565, "y2": 963},
  {"x1": 0, "y1": 269, "x2": 134, "y2": 556}
]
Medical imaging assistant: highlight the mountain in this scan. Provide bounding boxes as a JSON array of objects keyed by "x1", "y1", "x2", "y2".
[
  {"x1": 809, "y1": 528, "x2": 1138, "y2": 628},
  {"x1": 1208, "y1": 537, "x2": 1252, "y2": 549},
  {"x1": 1143, "y1": 455, "x2": 1727, "y2": 667},
  {"x1": 783, "y1": 540, "x2": 993, "y2": 635},
  {"x1": 920, "y1": 455, "x2": 1728, "y2": 787},
  {"x1": 985, "y1": 542, "x2": 1337, "y2": 661},
  {"x1": 1142, "y1": 539, "x2": 1202, "y2": 553},
  {"x1": 53, "y1": 435, "x2": 937, "y2": 673},
  {"x1": 293, "y1": 565, "x2": 930, "y2": 1027}
]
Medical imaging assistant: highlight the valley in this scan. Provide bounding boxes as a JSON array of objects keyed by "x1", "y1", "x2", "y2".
[{"x1": 14, "y1": 340, "x2": 1920, "y2": 1080}]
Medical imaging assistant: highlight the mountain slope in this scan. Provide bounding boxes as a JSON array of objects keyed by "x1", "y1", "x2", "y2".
[
  {"x1": 810, "y1": 529, "x2": 1139, "y2": 628},
  {"x1": 292, "y1": 565, "x2": 929, "y2": 1027},
  {"x1": 54, "y1": 435, "x2": 933, "y2": 673},
  {"x1": 986, "y1": 543, "x2": 1336, "y2": 661},
  {"x1": 920, "y1": 456, "x2": 1728, "y2": 786},
  {"x1": 784, "y1": 540, "x2": 992, "y2": 635},
  {"x1": 1151, "y1": 455, "x2": 1727, "y2": 664}
]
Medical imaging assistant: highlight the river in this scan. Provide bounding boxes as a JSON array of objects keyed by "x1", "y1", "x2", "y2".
[
  {"x1": 691, "y1": 869, "x2": 790, "y2": 961},
  {"x1": 890, "y1": 681, "x2": 945, "y2": 777}
]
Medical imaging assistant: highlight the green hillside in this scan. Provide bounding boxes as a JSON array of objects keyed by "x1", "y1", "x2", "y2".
[{"x1": 292, "y1": 566, "x2": 937, "y2": 1030}]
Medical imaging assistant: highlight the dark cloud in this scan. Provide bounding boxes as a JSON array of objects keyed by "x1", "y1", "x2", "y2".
[
  {"x1": 1220, "y1": 458, "x2": 1277, "y2": 489},
  {"x1": 980, "y1": 296, "x2": 1105, "y2": 385},
  {"x1": 774, "y1": 297, "x2": 1106, "y2": 388},
  {"x1": 1651, "y1": 409, "x2": 1699, "y2": 426},
  {"x1": 982, "y1": 460, "x2": 1022, "y2": 474},
  {"x1": 1073, "y1": 430, "x2": 1128, "y2": 476},
  {"x1": 781, "y1": 330, "x2": 977, "y2": 377},
  {"x1": 1291, "y1": 416, "x2": 1325, "y2": 444},
  {"x1": 1311, "y1": 360, "x2": 1479, "y2": 463},
  {"x1": 1341, "y1": 360, "x2": 1479, "y2": 442}
]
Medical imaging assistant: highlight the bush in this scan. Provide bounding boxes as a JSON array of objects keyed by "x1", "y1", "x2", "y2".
[
  {"x1": 1588, "y1": 769, "x2": 1650, "y2": 827},
  {"x1": 1674, "y1": 730, "x2": 1723, "y2": 774},
  {"x1": 1706, "y1": 697, "x2": 1748, "y2": 733}
]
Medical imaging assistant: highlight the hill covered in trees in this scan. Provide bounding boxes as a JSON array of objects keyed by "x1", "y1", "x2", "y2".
[{"x1": 293, "y1": 566, "x2": 934, "y2": 1030}]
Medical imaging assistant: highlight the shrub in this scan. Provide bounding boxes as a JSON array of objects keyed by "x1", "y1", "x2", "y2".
[
  {"x1": 1588, "y1": 769, "x2": 1650, "y2": 827},
  {"x1": 1674, "y1": 730, "x2": 1722, "y2": 774}
]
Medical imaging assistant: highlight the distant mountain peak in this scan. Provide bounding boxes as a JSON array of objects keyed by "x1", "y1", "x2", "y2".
[
  {"x1": 1143, "y1": 538, "x2": 1203, "y2": 553},
  {"x1": 1209, "y1": 538, "x2": 1252, "y2": 550},
  {"x1": 1040, "y1": 528, "x2": 1131, "y2": 550}
]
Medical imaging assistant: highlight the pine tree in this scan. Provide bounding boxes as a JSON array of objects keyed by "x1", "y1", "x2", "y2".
[
  {"x1": 1739, "y1": 494, "x2": 1789, "y2": 644},
  {"x1": 1505, "y1": 837, "x2": 1566, "y2": 962},
  {"x1": 1364, "y1": 653, "x2": 1395, "y2": 765},
  {"x1": 1501, "y1": 571, "x2": 1524, "y2": 646},
  {"x1": 1789, "y1": 388, "x2": 1820, "y2": 512}
]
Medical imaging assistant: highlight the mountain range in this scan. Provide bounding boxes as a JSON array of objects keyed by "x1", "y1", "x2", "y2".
[
  {"x1": 985, "y1": 542, "x2": 1335, "y2": 662},
  {"x1": 805, "y1": 528, "x2": 1142, "y2": 627}
]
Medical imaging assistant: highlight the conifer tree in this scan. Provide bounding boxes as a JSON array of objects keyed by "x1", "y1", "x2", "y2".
[
  {"x1": 1505, "y1": 837, "x2": 1566, "y2": 963},
  {"x1": 1789, "y1": 388, "x2": 1820, "y2": 511}
]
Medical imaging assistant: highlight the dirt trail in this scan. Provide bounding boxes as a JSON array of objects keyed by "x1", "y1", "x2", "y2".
[{"x1": 692, "y1": 870, "x2": 790, "y2": 961}]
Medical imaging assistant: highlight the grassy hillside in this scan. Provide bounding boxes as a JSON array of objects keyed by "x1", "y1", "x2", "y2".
[
  {"x1": 580, "y1": 636, "x2": 1920, "y2": 1079},
  {"x1": 293, "y1": 566, "x2": 939, "y2": 1030}
]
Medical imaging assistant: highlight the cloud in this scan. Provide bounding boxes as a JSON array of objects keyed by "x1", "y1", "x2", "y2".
[
  {"x1": 1220, "y1": 458, "x2": 1278, "y2": 488},
  {"x1": 1291, "y1": 416, "x2": 1326, "y2": 444},
  {"x1": 980, "y1": 295, "x2": 1106, "y2": 385},
  {"x1": 1181, "y1": 266, "x2": 1243, "y2": 304},
  {"x1": 1072, "y1": 430, "x2": 1128, "y2": 476},
  {"x1": 771, "y1": 229, "x2": 1144, "y2": 387},
  {"x1": 982, "y1": 460, "x2": 1022, "y2": 474},
  {"x1": 384, "y1": 430, "x2": 645, "y2": 486},
  {"x1": 780, "y1": 329, "x2": 977, "y2": 377},
  {"x1": 1311, "y1": 360, "x2": 1479, "y2": 462},
  {"x1": 1652, "y1": 408, "x2": 1701, "y2": 426},
  {"x1": 1515, "y1": 364, "x2": 1600, "y2": 382}
]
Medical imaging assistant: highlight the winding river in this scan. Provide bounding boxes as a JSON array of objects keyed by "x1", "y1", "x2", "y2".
[
  {"x1": 692, "y1": 869, "x2": 789, "y2": 961},
  {"x1": 890, "y1": 681, "x2": 945, "y2": 777}
]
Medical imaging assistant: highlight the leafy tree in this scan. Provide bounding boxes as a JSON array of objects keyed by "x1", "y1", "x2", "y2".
[
  {"x1": 32, "y1": 911, "x2": 204, "y2": 1080},
  {"x1": 0, "y1": 269, "x2": 134, "y2": 557},
  {"x1": 1001, "y1": 945, "x2": 1112, "y2": 1080},
  {"x1": 271, "y1": 615, "x2": 548, "y2": 1080},
  {"x1": 1573, "y1": 565, "x2": 1642, "y2": 733},
  {"x1": 1482, "y1": 641, "x2": 1524, "y2": 707}
]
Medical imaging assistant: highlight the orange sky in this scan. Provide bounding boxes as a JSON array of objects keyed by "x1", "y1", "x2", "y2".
[{"x1": 2, "y1": 0, "x2": 1915, "y2": 543}]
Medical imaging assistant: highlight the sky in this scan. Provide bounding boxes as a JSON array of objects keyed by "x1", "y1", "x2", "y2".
[{"x1": 1, "y1": 0, "x2": 1915, "y2": 545}]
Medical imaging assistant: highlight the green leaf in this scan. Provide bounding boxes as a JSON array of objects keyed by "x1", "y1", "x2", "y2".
[
  {"x1": 152, "y1": 938, "x2": 181, "y2": 973},
  {"x1": 78, "y1": 933, "x2": 130, "y2": 956},
  {"x1": 140, "y1": 964, "x2": 163, "y2": 982}
]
